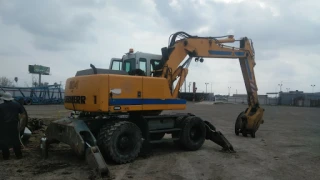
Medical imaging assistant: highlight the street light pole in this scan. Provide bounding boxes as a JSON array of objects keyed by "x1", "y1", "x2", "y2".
[
  {"x1": 205, "y1": 83, "x2": 209, "y2": 93},
  {"x1": 188, "y1": 82, "x2": 191, "y2": 92},
  {"x1": 278, "y1": 82, "x2": 283, "y2": 92},
  {"x1": 311, "y1": 84, "x2": 316, "y2": 93},
  {"x1": 228, "y1": 86, "x2": 231, "y2": 96}
]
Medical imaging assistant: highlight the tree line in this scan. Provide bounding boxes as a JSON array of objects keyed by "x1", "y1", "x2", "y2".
[{"x1": 0, "y1": 76, "x2": 59, "y2": 87}]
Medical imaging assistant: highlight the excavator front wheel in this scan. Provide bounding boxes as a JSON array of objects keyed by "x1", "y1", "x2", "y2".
[{"x1": 97, "y1": 121, "x2": 142, "y2": 164}]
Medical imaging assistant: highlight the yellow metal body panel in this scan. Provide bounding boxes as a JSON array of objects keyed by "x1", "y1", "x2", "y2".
[
  {"x1": 108, "y1": 75, "x2": 143, "y2": 112},
  {"x1": 64, "y1": 74, "x2": 186, "y2": 113},
  {"x1": 142, "y1": 77, "x2": 172, "y2": 99},
  {"x1": 64, "y1": 75, "x2": 109, "y2": 112}
]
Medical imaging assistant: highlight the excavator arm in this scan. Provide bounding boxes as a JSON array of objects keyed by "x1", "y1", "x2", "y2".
[{"x1": 157, "y1": 31, "x2": 264, "y2": 138}]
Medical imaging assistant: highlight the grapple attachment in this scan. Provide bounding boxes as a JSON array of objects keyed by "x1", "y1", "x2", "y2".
[
  {"x1": 204, "y1": 121, "x2": 235, "y2": 153},
  {"x1": 44, "y1": 118, "x2": 109, "y2": 177}
]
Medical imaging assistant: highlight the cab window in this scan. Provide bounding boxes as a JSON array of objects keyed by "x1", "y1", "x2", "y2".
[
  {"x1": 123, "y1": 58, "x2": 136, "y2": 72},
  {"x1": 139, "y1": 58, "x2": 147, "y2": 72},
  {"x1": 111, "y1": 60, "x2": 122, "y2": 70},
  {"x1": 150, "y1": 59, "x2": 161, "y2": 72}
]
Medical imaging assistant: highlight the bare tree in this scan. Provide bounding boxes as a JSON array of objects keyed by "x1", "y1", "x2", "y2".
[{"x1": 0, "y1": 76, "x2": 15, "y2": 87}]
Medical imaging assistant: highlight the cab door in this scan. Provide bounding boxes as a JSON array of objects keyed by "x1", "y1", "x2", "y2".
[
  {"x1": 122, "y1": 58, "x2": 136, "y2": 73},
  {"x1": 138, "y1": 58, "x2": 147, "y2": 75}
]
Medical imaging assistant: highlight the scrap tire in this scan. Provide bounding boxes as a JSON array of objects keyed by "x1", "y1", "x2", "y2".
[
  {"x1": 177, "y1": 116, "x2": 207, "y2": 151},
  {"x1": 19, "y1": 104, "x2": 29, "y2": 136},
  {"x1": 97, "y1": 121, "x2": 142, "y2": 164},
  {"x1": 13, "y1": 100, "x2": 28, "y2": 136}
]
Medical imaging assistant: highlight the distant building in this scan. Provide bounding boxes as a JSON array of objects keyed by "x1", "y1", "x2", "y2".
[
  {"x1": 279, "y1": 90, "x2": 320, "y2": 107},
  {"x1": 227, "y1": 94, "x2": 268, "y2": 105}
]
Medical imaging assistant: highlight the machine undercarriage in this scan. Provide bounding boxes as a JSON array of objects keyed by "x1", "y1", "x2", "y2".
[{"x1": 43, "y1": 112, "x2": 235, "y2": 176}]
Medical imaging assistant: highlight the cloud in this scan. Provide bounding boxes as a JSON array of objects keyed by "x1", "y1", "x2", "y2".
[
  {"x1": 0, "y1": 0, "x2": 96, "y2": 51},
  {"x1": 64, "y1": 0, "x2": 107, "y2": 8}
]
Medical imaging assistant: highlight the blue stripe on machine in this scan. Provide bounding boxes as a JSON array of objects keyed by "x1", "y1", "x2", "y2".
[
  {"x1": 234, "y1": 52, "x2": 245, "y2": 56},
  {"x1": 109, "y1": 98, "x2": 187, "y2": 105},
  {"x1": 208, "y1": 50, "x2": 232, "y2": 56}
]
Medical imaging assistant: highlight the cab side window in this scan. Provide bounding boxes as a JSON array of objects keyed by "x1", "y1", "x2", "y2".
[
  {"x1": 150, "y1": 59, "x2": 161, "y2": 72},
  {"x1": 111, "y1": 60, "x2": 122, "y2": 70},
  {"x1": 139, "y1": 58, "x2": 147, "y2": 72}
]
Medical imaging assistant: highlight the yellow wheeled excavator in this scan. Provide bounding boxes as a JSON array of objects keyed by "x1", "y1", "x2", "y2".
[{"x1": 42, "y1": 31, "x2": 264, "y2": 176}]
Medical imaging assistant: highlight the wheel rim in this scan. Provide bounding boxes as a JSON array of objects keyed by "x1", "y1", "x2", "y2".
[
  {"x1": 117, "y1": 133, "x2": 135, "y2": 155},
  {"x1": 189, "y1": 125, "x2": 203, "y2": 142}
]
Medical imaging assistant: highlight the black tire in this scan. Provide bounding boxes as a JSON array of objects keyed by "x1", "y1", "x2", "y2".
[
  {"x1": 19, "y1": 104, "x2": 29, "y2": 136},
  {"x1": 13, "y1": 100, "x2": 28, "y2": 136},
  {"x1": 177, "y1": 116, "x2": 207, "y2": 151},
  {"x1": 97, "y1": 121, "x2": 142, "y2": 164},
  {"x1": 171, "y1": 115, "x2": 188, "y2": 146}
]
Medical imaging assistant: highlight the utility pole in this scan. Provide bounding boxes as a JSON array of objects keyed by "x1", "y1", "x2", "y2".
[
  {"x1": 205, "y1": 83, "x2": 209, "y2": 93},
  {"x1": 228, "y1": 86, "x2": 231, "y2": 96},
  {"x1": 311, "y1": 84, "x2": 316, "y2": 93},
  {"x1": 188, "y1": 82, "x2": 191, "y2": 92},
  {"x1": 278, "y1": 82, "x2": 283, "y2": 92}
]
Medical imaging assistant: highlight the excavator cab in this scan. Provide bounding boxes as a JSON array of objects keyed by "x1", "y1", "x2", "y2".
[{"x1": 109, "y1": 49, "x2": 162, "y2": 76}]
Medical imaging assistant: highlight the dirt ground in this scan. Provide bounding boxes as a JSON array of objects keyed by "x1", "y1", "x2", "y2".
[{"x1": 0, "y1": 103, "x2": 319, "y2": 180}]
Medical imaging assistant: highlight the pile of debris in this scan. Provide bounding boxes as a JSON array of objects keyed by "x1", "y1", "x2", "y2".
[
  {"x1": 27, "y1": 118, "x2": 46, "y2": 133},
  {"x1": 21, "y1": 118, "x2": 47, "y2": 142}
]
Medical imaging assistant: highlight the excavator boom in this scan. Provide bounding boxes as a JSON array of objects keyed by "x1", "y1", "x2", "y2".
[{"x1": 156, "y1": 31, "x2": 264, "y2": 138}]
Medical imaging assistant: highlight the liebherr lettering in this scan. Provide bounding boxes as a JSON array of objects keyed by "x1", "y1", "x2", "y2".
[{"x1": 65, "y1": 96, "x2": 86, "y2": 104}]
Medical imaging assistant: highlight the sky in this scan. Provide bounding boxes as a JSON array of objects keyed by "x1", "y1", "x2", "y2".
[{"x1": 0, "y1": 0, "x2": 319, "y2": 95}]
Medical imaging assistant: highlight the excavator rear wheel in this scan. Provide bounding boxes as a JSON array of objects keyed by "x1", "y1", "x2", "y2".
[
  {"x1": 175, "y1": 116, "x2": 206, "y2": 151},
  {"x1": 97, "y1": 120, "x2": 142, "y2": 164}
]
